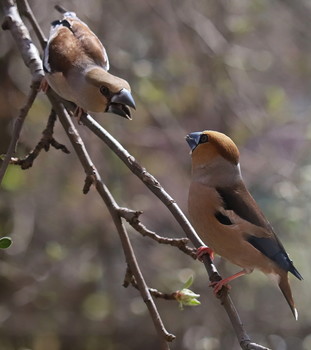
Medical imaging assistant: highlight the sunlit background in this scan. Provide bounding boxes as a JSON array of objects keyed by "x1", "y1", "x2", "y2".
[{"x1": 0, "y1": 0, "x2": 311, "y2": 349}]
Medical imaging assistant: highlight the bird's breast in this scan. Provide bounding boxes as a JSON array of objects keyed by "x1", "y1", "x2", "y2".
[
  {"x1": 188, "y1": 181, "x2": 225, "y2": 250},
  {"x1": 188, "y1": 181, "x2": 278, "y2": 273},
  {"x1": 45, "y1": 70, "x2": 107, "y2": 112}
]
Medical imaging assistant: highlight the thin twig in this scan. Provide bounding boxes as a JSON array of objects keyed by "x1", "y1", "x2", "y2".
[
  {"x1": 119, "y1": 207, "x2": 196, "y2": 258},
  {"x1": 0, "y1": 86, "x2": 39, "y2": 183},
  {"x1": 124, "y1": 268, "x2": 177, "y2": 301},
  {"x1": 10, "y1": 110, "x2": 70, "y2": 169}
]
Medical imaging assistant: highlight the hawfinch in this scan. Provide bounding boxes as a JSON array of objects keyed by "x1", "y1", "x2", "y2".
[
  {"x1": 186, "y1": 130, "x2": 302, "y2": 319},
  {"x1": 43, "y1": 11, "x2": 135, "y2": 119}
]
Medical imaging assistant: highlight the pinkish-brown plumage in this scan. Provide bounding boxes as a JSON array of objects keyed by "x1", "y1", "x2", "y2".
[
  {"x1": 186, "y1": 130, "x2": 302, "y2": 319},
  {"x1": 43, "y1": 11, "x2": 135, "y2": 119}
]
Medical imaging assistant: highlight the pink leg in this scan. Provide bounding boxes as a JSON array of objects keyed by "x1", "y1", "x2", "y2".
[
  {"x1": 210, "y1": 270, "x2": 247, "y2": 294},
  {"x1": 73, "y1": 106, "x2": 86, "y2": 123},
  {"x1": 38, "y1": 77, "x2": 49, "y2": 93},
  {"x1": 196, "y1": 245, "x2": 214, "y2": 261}
]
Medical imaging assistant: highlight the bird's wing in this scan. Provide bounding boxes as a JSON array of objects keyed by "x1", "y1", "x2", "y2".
[
  {"x1": 215, "y1": 183, "x2": 302, "y2": 279},
  {"x1": 44, "y1": 12, "x2": 109, "y2": 74}
]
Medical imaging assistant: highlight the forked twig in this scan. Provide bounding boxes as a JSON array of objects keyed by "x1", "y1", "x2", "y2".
[
  {"x1": 10, "y1": 110, "x2": 70, "y2": 169},
  {"x1": 124, "y1": 267, "x2": 178, "y2": 301},
  {"x1": 119, "y1": 207, "x2": 196, "y2": 258},
  {"x1": 0, "y1": 85, "x2": 39, "y2": 182}
]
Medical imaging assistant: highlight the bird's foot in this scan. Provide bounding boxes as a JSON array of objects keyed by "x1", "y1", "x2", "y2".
[
  {"x1": 209, "y1": 270, "x2": 247, "y2": 295},
  {"x1": 209, "y1": 279, "x2": 231, "y2": 295},
  {"x1": 196, "y1": 246, "x2": 214, "y2": 261},
  {"x1": 38, "y1": 77, "x2": 49, "y2": 93},
  {"x1": 73, "y1": 106, "x2": 86, "y2": 124}
]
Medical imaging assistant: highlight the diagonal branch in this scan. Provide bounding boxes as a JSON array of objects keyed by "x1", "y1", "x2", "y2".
[
  {"x1": 80, "y1": 114, "x2": 272, "y2": 350},
  {"x1": 0, "y1": 0, "x2": 44, "y2": 184},
  {"x1": 47, "y1": 93, "x2": 176, "y2": 348}
]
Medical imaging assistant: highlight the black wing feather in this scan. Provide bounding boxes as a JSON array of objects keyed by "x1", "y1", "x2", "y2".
[
  {"x1": 247, "y1": 236, "x2": 302, "y2": 279},
  {"x1": 215, "y1": 211, "x2": 233, "y2": 225},
  {"x1": 216, "y1": 185, "x2": 302, "y2": 280}
]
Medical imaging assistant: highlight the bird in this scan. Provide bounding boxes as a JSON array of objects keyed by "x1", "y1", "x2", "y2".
[
  {"x1": 186, "y1": 130, "x2": 302, "y2": 319},
  {"x1": 42, "y1": 10, "x2": 136, "y2": 119}
]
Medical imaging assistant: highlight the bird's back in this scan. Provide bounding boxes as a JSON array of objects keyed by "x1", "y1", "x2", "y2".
[{"x1": 44, "y1": 12, "x2": 109, "y2": 75}]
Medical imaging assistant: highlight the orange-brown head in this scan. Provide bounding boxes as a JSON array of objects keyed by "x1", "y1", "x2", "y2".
[{"x1": 186, "y1": 130, "x2": 240, "y2": 167}]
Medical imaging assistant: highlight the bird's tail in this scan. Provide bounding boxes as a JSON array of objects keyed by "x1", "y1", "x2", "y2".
[{"x1": 278, "y1": 271, "x2": 298, "y2": 320}]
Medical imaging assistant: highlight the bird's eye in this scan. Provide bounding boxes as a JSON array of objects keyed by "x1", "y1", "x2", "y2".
[
  {"x1": 200, "y1": 134, "x2": 209, "y2": 143},
  {"x1": 100, "y1": 86, "x2": 110, "y2": 97}
]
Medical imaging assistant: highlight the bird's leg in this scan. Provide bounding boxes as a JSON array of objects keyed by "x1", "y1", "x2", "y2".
[
  {"x1": 38, "y1": 77, "x2": 49, "y2": 93},
  {"x1": 73, "y1": 106, "x2": 86, "y2": 123},
  {"x1": 196, "y1": 245, "x2": 214, "y2": 261},
  {"x1": 210, "y1": 269, "x2": 248, "y2": 294}
]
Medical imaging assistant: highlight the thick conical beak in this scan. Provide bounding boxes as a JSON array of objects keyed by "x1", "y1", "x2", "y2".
[
  {"x1": 185, "y1": 132, "x2": 202, "y2": 151},
  {"x1": 111, "y1": 88, "x2": 136, "y2": 109},
  {"x1": 106, "y1": 88, "x2": 136, "y2": 120}
]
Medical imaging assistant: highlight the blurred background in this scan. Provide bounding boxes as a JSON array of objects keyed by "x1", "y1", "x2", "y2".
[{"x1": 0, "y1": 0, "x2": 311, "y2": 349}]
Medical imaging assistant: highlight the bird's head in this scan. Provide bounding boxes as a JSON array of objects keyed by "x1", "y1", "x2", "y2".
[
  {"x1": 85, "y1": 67, "x2": 136, "y2": 119},
  {"x1": 185, "y1": 130, "x2": 240, "y2": 168}
]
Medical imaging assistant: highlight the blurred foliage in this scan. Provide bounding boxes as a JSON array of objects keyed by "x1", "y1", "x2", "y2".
[{"x1": 1, "y1": 0, "x2": 311, "y2": 349}]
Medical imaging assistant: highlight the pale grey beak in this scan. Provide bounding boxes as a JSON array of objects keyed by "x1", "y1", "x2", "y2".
[
  {"x1": 185, "y1": 132, "x2": 202, "y2": 151},
  {"x1": 106, "y1": 88, "x2": 136, "y2": 120}
]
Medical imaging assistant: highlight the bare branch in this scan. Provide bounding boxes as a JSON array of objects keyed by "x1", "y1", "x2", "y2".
[
  {"x1": 48, "y1": 93, "x2": 175, "y2": 347},
  {"x1": 119, "y1": 207, "x2": 196, "y2": 258},
  {"x1": 79, "y1": 114, "x2": 272, "y2": 350},
  {"x1": 124, "y1": 268, "x2": 177, "y2": 301},
  {"x1": 17, "y1": 0, "x2": 47, "y2": 48},
  {"x1": 2, "y1": 0, "x2": 43, "y2": 81},
  {"x1": 83, "y1": 173, "x2": 96, "y2": 194},
  {"x1": 80, "y1": 116, "x2": 206, "y2": 243},
  {"x1": 0, "y1": 0, "x2": 44, "y2": 184},
  {"x1": 80, "y1": 115, "x2": 221, "y2": 275},
  {"x1": 0, "y1": 86, "x2": 38, "y2": 182},
  {"x1": 10, "y1": 109, "x2": 70, "y2": 169}
]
